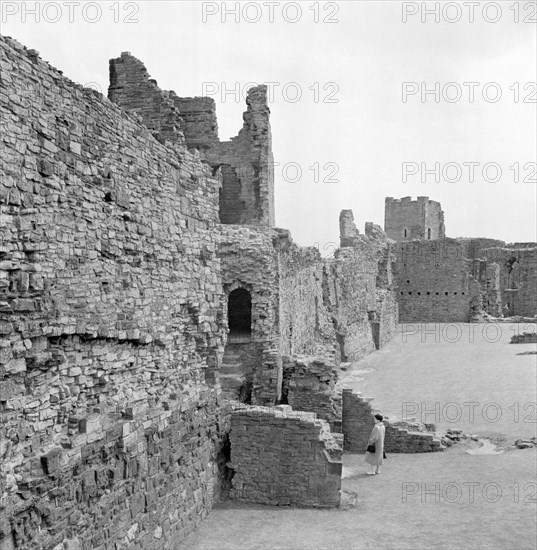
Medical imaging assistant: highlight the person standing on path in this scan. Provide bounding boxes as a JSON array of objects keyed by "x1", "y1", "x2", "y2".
[{"x1": 365, "y1": 413, "x2": 386, "y2": 475}]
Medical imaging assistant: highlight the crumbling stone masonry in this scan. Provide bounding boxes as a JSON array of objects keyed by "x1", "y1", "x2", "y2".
[
  {"x1": 0, "y1": 36, "x2": 228, "y2": 550},
  {"x1": 480, "y1": 245, "x2": 537, "y2": 318},
  {"x1": 1, "y1": 35, "x2": 401, "y2": 548},
  {"x1": 394, "y1": 237, "x2": 537, "y2": 322},
  {"x1": 229, "y1": 405, "x2": 342, "y2": 508},
  {"x1": 341, "y1": 390, "x2": 444, "y2": 453},
  {"x1": 109, "y1": 52, "x2": 274, "y2": 227},
  {"x1": 394, "y1": 239, "x2": 483, "y2": 322},
  {"x1": 384, "y1": 196, "x2": 445, "y2": 241},
  {"x1": 282, "y1": 356, "x2": 341, "y2": 430}
]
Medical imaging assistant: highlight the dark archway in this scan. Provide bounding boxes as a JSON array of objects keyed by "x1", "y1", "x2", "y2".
[
  {"x1": 427, "y1": 228, "x2": 431, "y2": 240},
  {"x1": 228, "y1": 288, "x2": 252, "y2": 336}
]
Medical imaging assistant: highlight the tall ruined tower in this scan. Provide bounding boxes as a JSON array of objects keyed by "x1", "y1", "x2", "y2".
[
  {"x1": 109, "y1": 52, "x2": 275, "y2": 227},
  {"x1": 384, "y1": 196, "x2": 445, "y2": 241}
]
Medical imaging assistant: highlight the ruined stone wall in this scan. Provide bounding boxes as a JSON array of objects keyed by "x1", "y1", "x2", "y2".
[
  {"x1": 469, "y1": 259, "x2": 502, "y2": 318},
  {"x1": 394, "y1": 239, "x2": 482, "y2": 322},
  {"x1": 278, "y1": 215, "x2": 399, "y2": 363},
  {"x1": 481, "y1": 246, "x2": 537, "y2": 317},
  {"x1": 339, "y1": 210, "x2": 360, "y2": 247},
  {"x1": 0, "y1": 36, "x2": 228, "y2": 549},
  {"x1": 229, "y1": 405, "x2": 342, "y2": 507},
  {"x1": 108, "y1": 52, "x2": 185, "y2": 145},
  {"x1": 385, "y1": 196, "x2": 445, "y2": 241},
  {"x1": 326, "y1": 245, "x2": 382, "y2": 361},
  {"x1": 202, "y1": 86, "x2": 275, "y2": 227},
  {"x1": 341, "y1": 390, "x2": 443, "y2": 453},
  {"x1": 394, "y1": 238, "x2": 537, "y2": 321},
  {"x1": 108, "y1": 54, "x2": 274, "y2": 227},
  {"x1": 278, "y1": 245, "x2": 336, "y2": 359},
  {"x1": 170, "y1": 95, "x2": 219, "y2": 150},
  {"x1": 282, "y1": 356, "x2": 341, "y2": 429},
  {"x1": 217, "y1": 226, "x2": 281, "y2": 404},
  {"x1": 375, "y1": 290, "x2": 399, "y2": 349},
  {"x1": 278, "y1": 240, "x2": 396, "y2": 363}
]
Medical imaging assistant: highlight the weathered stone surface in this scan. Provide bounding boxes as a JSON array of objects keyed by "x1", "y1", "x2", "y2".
[
  {"x1": 108, "y1": 54, "x2": 274, "y2": 227},
  {"x1": 394, "y1": 239, "x2": 482, "y2": 322},
  {"x1": 393, "y1": 238, "x2": 537, "y2": 322},
  {"x1": 229, "y1": 405, "x2": 342, "y2": 508},
  {"x1": 283, "y1": 356, "x2": 341, "y2": 429},
  {"x1": 341, "y1": 389, "x2": 444, "y2": 454},
  {"x1": 1, "y1": 34, "x2": 403, "y2": 549},
  {"x1": 0, "y1": 35, "x2": 226, "y2": 550},
  {"x1": 385, "y1": 196, "x2": 445, "y2": 241}
]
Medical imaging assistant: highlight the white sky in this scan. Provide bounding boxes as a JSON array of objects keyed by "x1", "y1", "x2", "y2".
[{"x1": 2, "y1": 1, "x2": 536, "y2": 249}]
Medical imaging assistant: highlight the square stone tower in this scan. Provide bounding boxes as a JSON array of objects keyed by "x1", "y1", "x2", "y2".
[{"x1": 384, "y1": 196, "x2": 445, "y2": 241}]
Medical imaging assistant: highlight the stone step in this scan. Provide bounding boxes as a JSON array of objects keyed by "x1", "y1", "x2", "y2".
[
  {"x1": 222, "y1": 355, "x2": 242, "y2": 365},
  {"x1": 220, "y1": 365, "x2": 243, "y2": 374},
  {"x1": 219, "y1": 376, "x2": 243, "y2": 389}
]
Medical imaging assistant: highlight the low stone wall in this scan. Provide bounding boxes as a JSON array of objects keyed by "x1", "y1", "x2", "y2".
[
  {"x1": 384, "y1": 422, "x2": 443, "y2": 453},
  {"x1": 282, "y1": 356, "x2": 341, "y2": 430},
  {"x1": 229, "y1": 405, "x2": 342, "y2": 508},
  {"x1": 510, "y1": 332, "x2": 537, "y2": 344},
  {"x1": 252, "y1": 348, "x2": 282, "y2": 406},
  {"x1": 341, "y1": 389, "x2": 444, "y2": 453}
]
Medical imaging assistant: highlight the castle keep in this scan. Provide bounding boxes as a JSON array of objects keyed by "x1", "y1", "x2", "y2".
[
  {"x1": 0, "y1": 36, "x2": 535, "y2": 550},
  {"x1": 385, "y1": 196, "x2": 445, "y2": 241}
]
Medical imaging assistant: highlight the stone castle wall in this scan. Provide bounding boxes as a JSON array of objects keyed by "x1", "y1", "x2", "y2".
[
  {"x1": 393, "y1": 238, "x2": 537, "y2": 322},
  {"x1": 0, "y1": 36, "x2": 227, "y2": 550},
  {"x1": 282, "y1": 356, "x2": 341, "y2": 429},
  {"x1": 108, "y1": 54, "x2": 274, "y2": 227},
  {"x1": 229, "y1": 405, "x2": 342, "y2": 508},
  {"x1": 394, "y1": 239, "x2": 482, "y2": 322},
  {"x1": 0, "y1": 33, "x2": 466, "y2": 548},
  {"x1": 341, "y1": 390, "x2": 444, "y2": 453},
  {"x1": 278, "y1": 245, "x2": 337, "y2": 359},
  {"x1": 385, "y1": 196, "x2": 445, "y2": 241},
  {"x1": 481, "y1": 246, "x2": 537, "y2": 318}
]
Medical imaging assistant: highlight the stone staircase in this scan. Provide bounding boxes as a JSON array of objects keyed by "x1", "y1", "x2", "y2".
[{"x1": 219, "y1": 348, "x2": 244, "y2": 399}]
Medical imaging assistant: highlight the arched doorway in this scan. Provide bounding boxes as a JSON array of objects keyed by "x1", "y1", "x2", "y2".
[
  {"x1": 228, "y1": 288, "x2": 252, "y2": 340},
  {"x1": 427, "y1": 228, "x2": 431, "y2": 240}
]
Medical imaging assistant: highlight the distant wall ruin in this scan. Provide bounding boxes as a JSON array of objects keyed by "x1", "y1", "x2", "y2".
[
  {"x1": 109, "y1": 52, "x2": 275, "y2": 227},
  {"x1": 385, "y1": 196, "x2": 445, "y2": 241},
  {"x1": 394, "y1": 238, "x2": 537, "y2": 322}
]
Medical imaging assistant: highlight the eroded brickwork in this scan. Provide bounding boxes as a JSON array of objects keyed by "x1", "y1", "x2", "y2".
[
  {"x1": 229, "y1": 405, "x2": 342, "y2": 507},
  {"x1": 0, "y1": 36, "x2": 226, "y2": 549},
  {"x1": 282, "y1": 356, "x2": 341, "y2": 429},
  {"x1": 341, "y1": 390, "x2": 443, "y2": 453},
  {"x1": 394, "y1": 240, "x2": 482, "y2": 322},
  {"x1": 481, "y1": 245, "x2": 537, "y2": 318},
  {"x1": 1, "y1": 34, "x2": 407, "y2": 546},
  {"x1": 108, "y1": 54, "x2": 274, "y2": 227},
  {"x1": 385, "y1": 196, "x2": 445, "y2": 241},
  {"x1": 394, "y1": 239, "x2": 537, "y2": 322}
]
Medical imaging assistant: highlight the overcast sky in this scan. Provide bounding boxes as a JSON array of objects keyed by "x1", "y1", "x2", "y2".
[{"x1": 2, "y1": 1, "x2": 536, "y2": 249}]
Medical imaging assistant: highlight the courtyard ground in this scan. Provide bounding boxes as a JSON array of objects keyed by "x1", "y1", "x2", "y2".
[
  {"x1": 179, "y1": 447, "x2": 537, "y2": 550},
  {"x1": 179, "y1": 323, "x2": 537, "y2": 550},
  {"x1": 341, "y1": 323, "x2": 537, "y2": 440}
]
